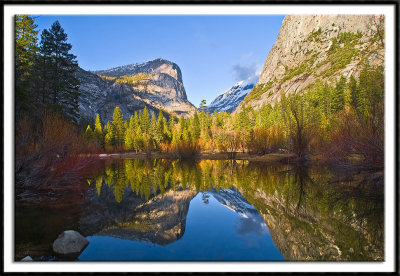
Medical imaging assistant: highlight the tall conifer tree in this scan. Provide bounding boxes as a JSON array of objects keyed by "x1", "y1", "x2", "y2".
[
  {"x1": 94, "y1": 114, "x2": 102, "y2": 137},
  {"x1": 112, "y1": 106, "x2": 124, "y2": 146},
  {"x1": 141, "y1": 106, "x2": 150, "y2": 133},
  {"x1": 15, "y1": 15, "x2": 38, "y2": 99},
  {"x1": 104, "y1": 121, "x2": 113, "y2": 147},
  {"x1": 38, "y1": 20, "x2": 80, "y2": 122},
  {"x1": 192, "y1": 111, "x2": 201, "y2": 140}
]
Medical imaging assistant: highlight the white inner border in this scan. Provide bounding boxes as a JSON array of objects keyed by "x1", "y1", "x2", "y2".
[{"x1": 3, "y1": 4, "x2": 396, "y2": 273}]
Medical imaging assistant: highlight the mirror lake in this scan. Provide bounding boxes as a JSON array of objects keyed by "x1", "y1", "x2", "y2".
[{"x1": 15, "y1": 159, "x2": 384, "y2": 261}]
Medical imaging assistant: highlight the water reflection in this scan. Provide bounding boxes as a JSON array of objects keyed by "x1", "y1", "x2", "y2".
[
  {"x1": 15, "y1": 159, "x2": 384, "y2": 261},
  {"x1": 210, "y1": 188, "x2": 268, "y2": 237},
  {"x1": 79, "y1": 191, "x2": 284, "y2": 261},
  {"x1": 81, "y1": 159, "x2": 383, "y2": 261}
]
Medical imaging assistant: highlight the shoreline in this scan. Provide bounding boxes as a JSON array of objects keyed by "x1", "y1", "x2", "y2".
[
  {"x1": 94, "y1": 151, "x2": 297, "y2": 163},
  {"x1": 87, "y1": 151, "x2": 381, "y2": 170}
]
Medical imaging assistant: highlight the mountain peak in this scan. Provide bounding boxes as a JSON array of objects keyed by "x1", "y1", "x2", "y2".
[
  {"x1": 77, "y1": 58, "x2": 196, "y2": 121},
  {"x1": 207, "y1": 74, "x2": 259, "y2": 113},
  {"x1": 94, "y1": 58, "x2": 183, "y2": 82}
]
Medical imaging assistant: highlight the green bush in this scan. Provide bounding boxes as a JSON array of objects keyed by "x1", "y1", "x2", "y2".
[
  {"x1": 306, "y1": 27, "x2": 322, "y2": 42},
  {"x1": 319, "y1": 31, "x2": 362, "y2": 78}
]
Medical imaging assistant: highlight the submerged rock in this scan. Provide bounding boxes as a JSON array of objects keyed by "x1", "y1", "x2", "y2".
[
  {"x1": 21, "y1": 256, "x2": 33, "y2": 261},
  {"x1": 52, "y1": 230, "x2": 89, "y2": 256}
]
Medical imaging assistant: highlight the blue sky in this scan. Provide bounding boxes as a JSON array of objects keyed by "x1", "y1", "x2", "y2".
[{"x1": 34, "y1": 15, "x2": 284, "y2": 107}]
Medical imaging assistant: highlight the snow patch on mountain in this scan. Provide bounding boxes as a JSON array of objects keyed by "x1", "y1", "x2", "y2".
[
  {"x1": 207, "y1": 74, "x2": 259, "y2": 113},
  {"x1": 210, "y1": 188, "x2": 258, "y2": 219}
]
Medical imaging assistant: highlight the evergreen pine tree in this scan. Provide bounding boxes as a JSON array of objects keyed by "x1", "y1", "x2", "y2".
[
  {"x1": 166, "y1": 116, "x2": 175, "y2": 141},
  {"x1": 349, "y1": 75, "x2": 363, "y2": 118},
  {"x1": 133, "y1": 112, "x2": 139, "y2": 131},
  {"x1": 178, "y1": 115, "x2": 186, "y2": 141},
  {"x1": 149, "y1": 113, "x2": 158, "y2": 149},
  {"x1": 171, "y1": 127, "x2": 179, "y2": 147},
  {"x1": 38, "y1": 20, "x2": 80, "y2": 123},
  {"x1": 332, "y1": 75, "x2": 346, "y2": 112},
  {"x1": 155, "y1": 110, "x2": 165, "y2": 144},
  {"x1": 199, "y1": 99, "x2": 207, "y2": 113},
  {"x1": 84, "y1": 125, "x2": 93, "y2": 141},
  {"x1": 15, "y1": 15, "x2": 38, "y2": 109},
  {"x1": 133, "y1": 127, "x2": 143, "y2": 152},
  {"x1": 123, "y1": 119, "x2": 127, "y2": 133},
  {"x1": 141, "y1": 106, "x2": 150, "y2": 133},
  {"x1": 104, "y1": 121, "x2": 113, "y2": 147},
  {"x1": 37, "y1": 29, "x2": 53, "y2": 105},
  {"x1": 124, "y1": 115, "x2": 135, "y2": 150},
  {"x1": 112, "y1": 106, "x2": 124, "y2": 146},
  {"x1": 192, "y1": 111, "x2": 201, "y2": 140},
  {"x1": 94, "y1": 113, "x2": 103, "y2": 145}
]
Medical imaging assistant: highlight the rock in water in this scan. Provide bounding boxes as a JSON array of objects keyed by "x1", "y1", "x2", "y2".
[
  {"x1": 52, "y1": 230, "x2": 89, "y2": 256},
  {"x1": 21, "y1": 256, "x2": 33, "y2": 261}
]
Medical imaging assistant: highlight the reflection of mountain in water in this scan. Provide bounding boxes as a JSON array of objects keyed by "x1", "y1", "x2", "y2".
[
  {"x1": 80, "y1": 159, "x2": 383, "y2": 260},
  {"x1": 80, "y1": 185, "x2": 268, "y2": 246},
  {"x1": 238, "y1": 167, "x2": 384, "y2": 261},
  {"x1": 15, "y1": 159, "x2": 384, "y2": 261},
  {"x1": 210, "y1": 188, "x2": 268, "y2": 237},
  {"x1": 80, "y1": 183, "x2": 197, "y2": 246},
  {"x1": 97, "y1": 188, "x2": 197, "y2": 245}
]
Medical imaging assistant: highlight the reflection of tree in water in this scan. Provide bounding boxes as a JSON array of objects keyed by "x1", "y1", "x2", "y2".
[
  {"x1": 85, "y1": 159, "x2": 383, "y2": 260},
  {"x1": 86, "y1": 159, "x2": 247, "y2": 203},
  {"x1": 201, "y1": 191, "x2": 209, "y2": 204},
  {"x1": 235, "y1": 164, "x2": 383, "y2": 261},
  {"x1": 280, "y1": 165, "x2": 316, "y2": 219}
]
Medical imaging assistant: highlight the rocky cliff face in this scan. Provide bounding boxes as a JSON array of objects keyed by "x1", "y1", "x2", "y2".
[
  {"x1": 77, "y1": 58, "x2": 197, "y2": 122},
  {"x1": 207, "y1": 74, "x2": 258, "y2": 113},
  {"x1": 79, "y1": 183, "x2": 197, "y2": 246},
  {"x1": 96, "y1": 188, "x2": 197, "y2": 246},
  {"x1": 237, "y1": 14, "x2": 384, "y2": 111},
  {"x1": 239, "y1": 170, "x2": 384, "y2": 261},
  {"x1": 76, "y1": 68, "x2": 152, "y2": 122}
]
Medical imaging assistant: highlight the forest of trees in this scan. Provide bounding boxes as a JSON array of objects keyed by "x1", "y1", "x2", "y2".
[
  {"x1": 84, "y1": 64, "x2": 384, "y2": 168},
  {"x1": 15, "y1": 15, "x2": 87, "y2": 191}
]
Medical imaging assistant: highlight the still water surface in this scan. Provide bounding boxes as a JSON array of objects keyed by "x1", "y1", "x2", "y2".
[
  {"x1": 80, "y1": 191, "x2": 283, "y2": 261},
  {"x1": 15, "y1": 159, "x2": 384, "y2": 261}
]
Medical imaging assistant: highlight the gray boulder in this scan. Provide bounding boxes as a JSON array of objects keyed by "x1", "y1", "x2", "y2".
[
  {"x1": 52, "y1": 230, "x2": 89, "y2": 256},
  {"x1": 21, "y1": 256, "x2": 33, "y2": 261}
]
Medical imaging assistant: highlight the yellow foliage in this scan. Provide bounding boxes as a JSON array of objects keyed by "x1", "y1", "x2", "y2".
[
  {"x1": 115, "y1": 73, "x2": 154, "y2": 85},
  {"x1": 97, "y1": 75, "x2": 116, "y2": 81}
]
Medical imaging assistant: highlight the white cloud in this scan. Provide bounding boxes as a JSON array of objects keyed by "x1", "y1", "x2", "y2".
[{"x1": 231, "y1": 63, "x2": 260, "y2": 81}]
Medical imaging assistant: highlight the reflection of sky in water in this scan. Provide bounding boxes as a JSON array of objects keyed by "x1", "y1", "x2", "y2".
[
  {"x1": 79, "y1": 190, "x2": 284, "y2": 261},
  {"x1": 236, "y1": 215, "x2": 268, "y2": 237}
]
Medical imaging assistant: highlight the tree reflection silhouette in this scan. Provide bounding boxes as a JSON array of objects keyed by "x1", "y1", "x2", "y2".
[{"x1": 83, "y1": 159, "x2": 383, "y2": 260}]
